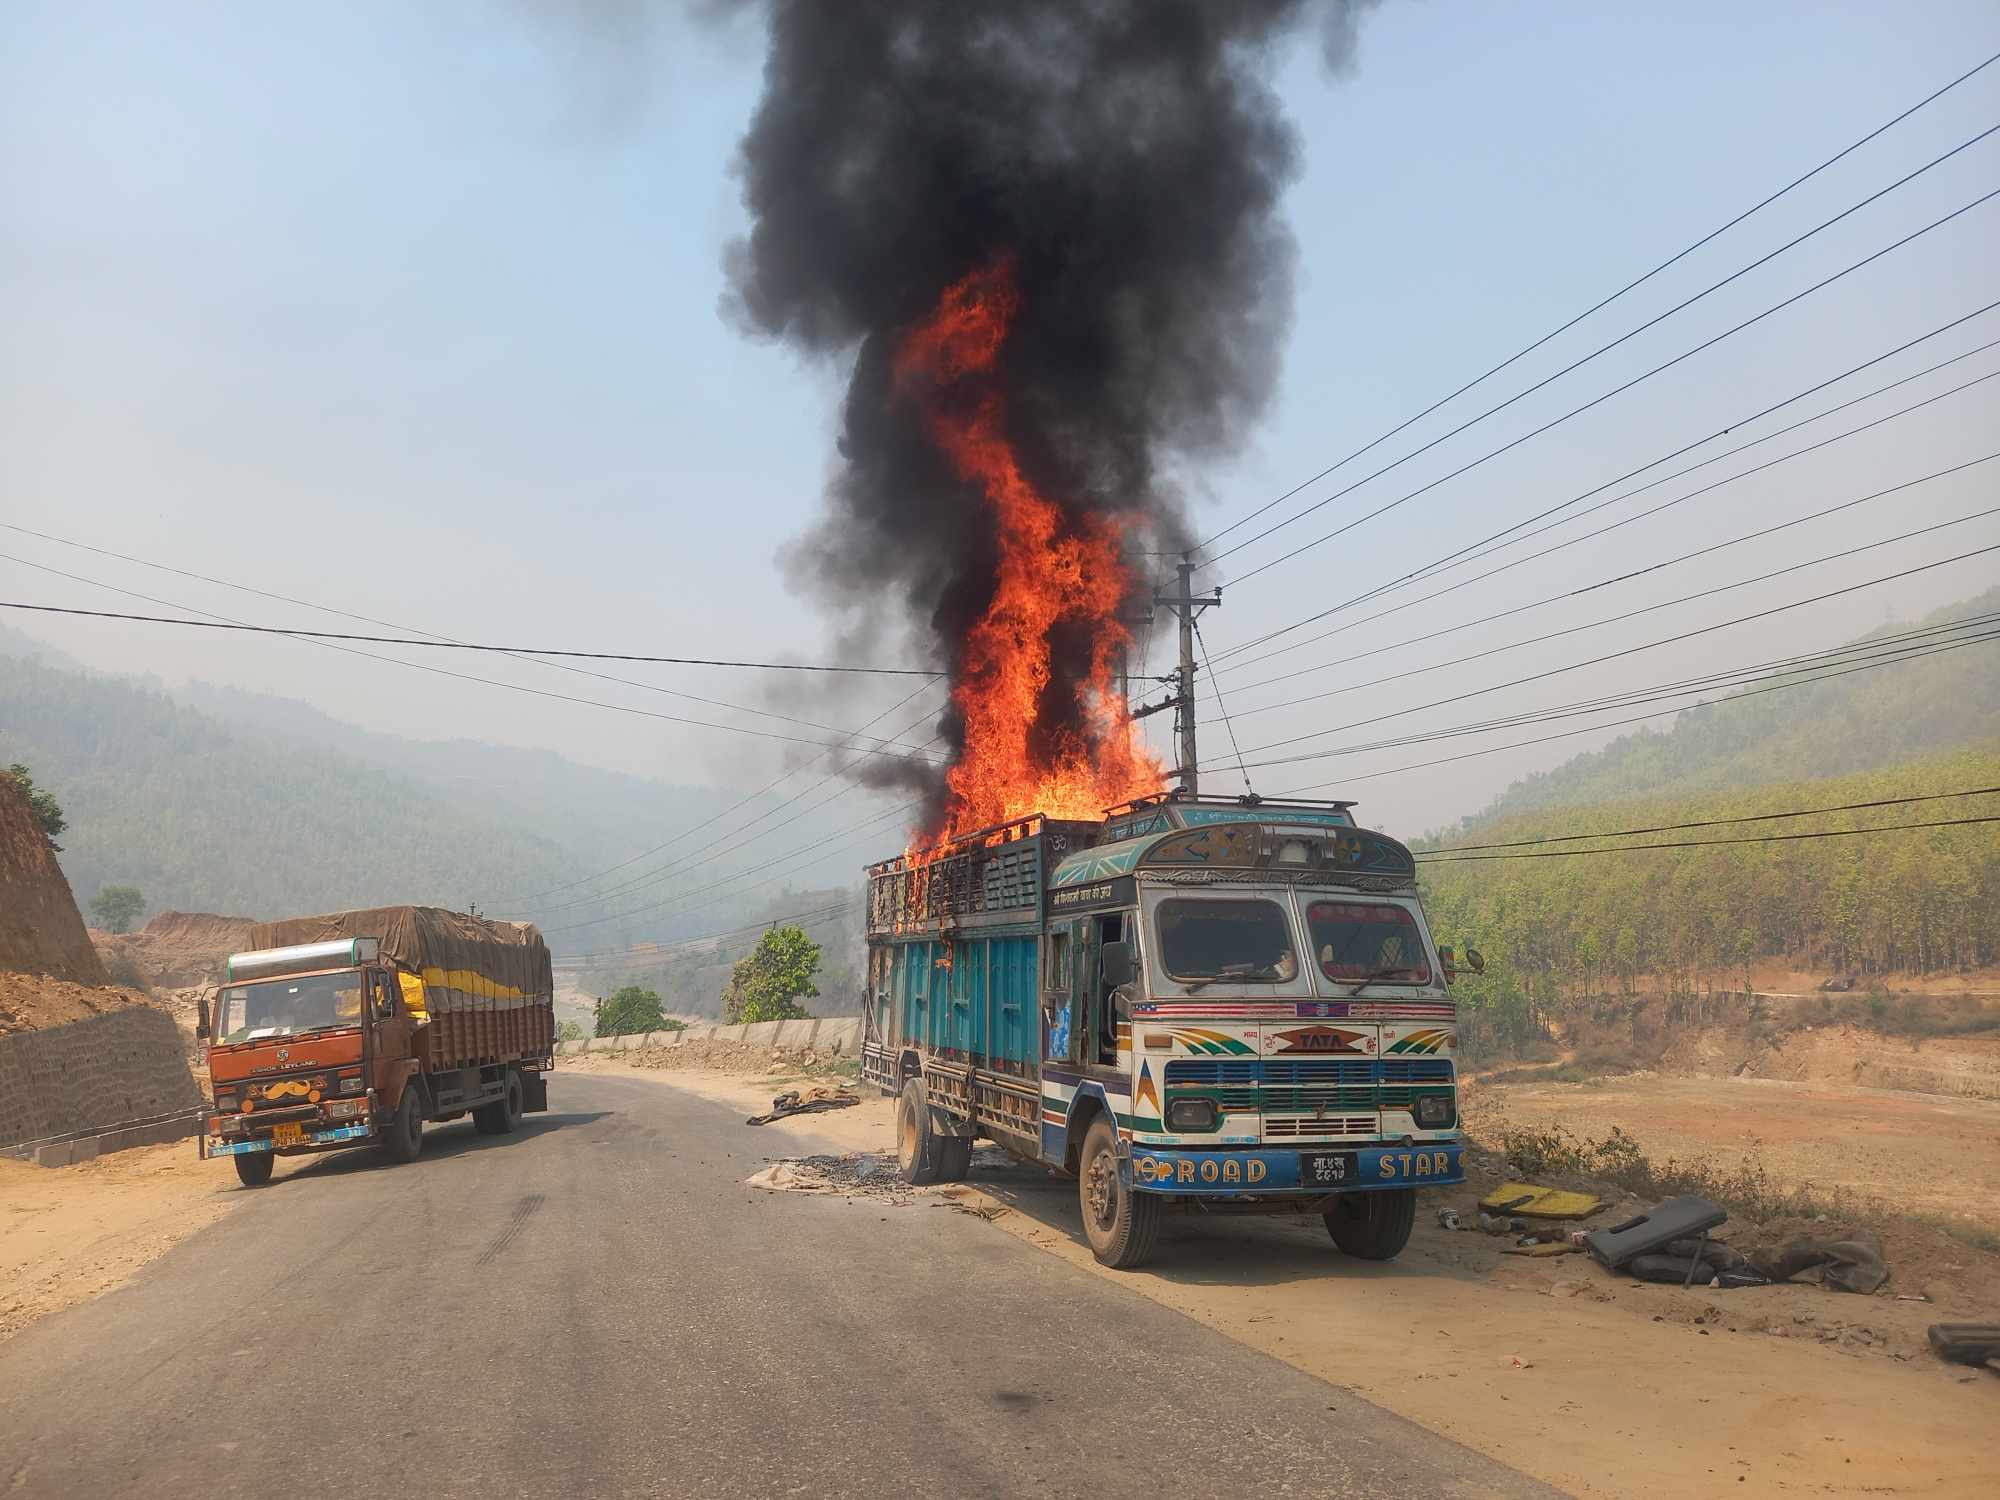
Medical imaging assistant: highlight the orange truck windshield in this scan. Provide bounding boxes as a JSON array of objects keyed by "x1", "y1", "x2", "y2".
[{"x1": 215, "y1": 971, "x2": 365, "y2": 1043}]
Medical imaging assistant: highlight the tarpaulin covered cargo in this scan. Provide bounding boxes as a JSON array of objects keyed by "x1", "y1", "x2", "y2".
[{"x1": 242, "y1": 906, "x2": 553, "y2": 1070}]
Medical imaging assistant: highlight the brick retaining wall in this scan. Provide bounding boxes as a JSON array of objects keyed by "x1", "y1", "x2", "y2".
[{"x1": 0, "y1": 1006, "x2": 204, "y2": 1151}]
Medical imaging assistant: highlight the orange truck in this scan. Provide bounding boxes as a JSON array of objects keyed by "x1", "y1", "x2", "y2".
[{"x1": 197, "y1": 905, "x2": 554, "y2": 1186}]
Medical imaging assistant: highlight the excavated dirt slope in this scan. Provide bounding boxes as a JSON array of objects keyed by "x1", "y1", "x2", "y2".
[
  {"x1": 0, "y1": 778, "x2": 107, "y2": 987},
  {"x1": 94, "y1": 911, "x2": 258, "y2": 989}
]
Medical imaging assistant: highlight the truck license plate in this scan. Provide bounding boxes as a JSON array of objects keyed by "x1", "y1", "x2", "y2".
[
  {"x1": 272, "y1": 1122, "x2": 306, "y2": 1147},
  {"x1": 1301, "y1": 1150, "x2": 1358, "y2": 1186}
]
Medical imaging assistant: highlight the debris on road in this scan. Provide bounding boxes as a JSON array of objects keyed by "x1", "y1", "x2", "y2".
[
  {"x1": 1926, "y1": 1323, "x2": 2000, "y2": 1367},
  {"x1": 745, "y1": 1083, "x2": 860, "y2": 1126},
  {"x1": 1753, "y1": 1227, "x2": 1890, "y2": 1295},
  {"x1": 1480, "y1": 1182, "x2": 1603, "y2": 1220},
  {"x1": 1585, "y1": 1196, "x2": 1729, "y2": 1272}
]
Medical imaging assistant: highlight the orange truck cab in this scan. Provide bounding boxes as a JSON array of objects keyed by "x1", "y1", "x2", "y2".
[{"x1": 198, "y1": 907, "x2": 554, "y2": 1187}]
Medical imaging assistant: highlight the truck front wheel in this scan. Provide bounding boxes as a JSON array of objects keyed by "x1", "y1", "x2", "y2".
[
  {"x1": 385, "y1": 1082, "x2": 425, "y2": 1163},
  {"x1": 1078, "y1": 1116, "x2": 1161, "y2": 1269},
  {"x1": 232, "y1": 1151, "x2": 274, "y2": 1188},
  {"x1": 1324, "y1": 1188, "x2": 1416, "y2": 1260}
]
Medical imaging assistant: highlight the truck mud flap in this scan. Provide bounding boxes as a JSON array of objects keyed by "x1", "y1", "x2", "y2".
[{"x1": 522, "y1": 1070, "x2": 550, "y2": 1114}]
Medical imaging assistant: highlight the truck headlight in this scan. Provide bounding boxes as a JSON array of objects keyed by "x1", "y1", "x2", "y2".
[
  {"x1": 338, "y1": 1075, "x2": 364, "y2": 1095},
  {"x1": 1165, "y1": 1099, "x2": 1220, "y2": 1133},
  {"x1": 323, "y1": 1098, "x2": 368, "y2": 1121},
  {"x1": 1414, "y1": 1095, "x2": 1454, "y2": 1129}
]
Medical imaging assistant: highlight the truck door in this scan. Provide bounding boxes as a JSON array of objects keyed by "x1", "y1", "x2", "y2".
[{"x1": 1040, "y1": 919, "x2": 1085, "y2": 1065}]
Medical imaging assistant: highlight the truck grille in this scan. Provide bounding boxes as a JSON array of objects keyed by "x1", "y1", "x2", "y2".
[{"x1": 1263, "y1": 1115, "x2": 1377, "y2": 1138}]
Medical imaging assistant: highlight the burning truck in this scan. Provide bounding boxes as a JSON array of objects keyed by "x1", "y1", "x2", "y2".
[{"x1": 861, "y1": 793, "x2": 1469, "y2": 1269}]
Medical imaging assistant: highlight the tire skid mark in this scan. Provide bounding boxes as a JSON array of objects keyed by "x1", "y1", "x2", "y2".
[{"x1": 476, "y1": 1192, "x2": 546, "y2": 1265}]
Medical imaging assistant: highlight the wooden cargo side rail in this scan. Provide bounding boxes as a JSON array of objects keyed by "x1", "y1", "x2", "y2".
[{"x1": 920, "y1": 1057, "x2": 1041, "y2": 1147}]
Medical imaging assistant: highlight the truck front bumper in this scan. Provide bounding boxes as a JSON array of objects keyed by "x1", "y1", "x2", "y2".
[
  {"x1": 203, "y1": 1122, "x2": 373, "y2": 1157},
  {"x1": 1128, "y1": 1142, "x2": 1463, "y2": 1196}
]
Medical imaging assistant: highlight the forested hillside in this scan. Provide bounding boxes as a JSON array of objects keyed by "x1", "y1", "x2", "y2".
[
  {"x1": 177, "y1": 680, "x2": 722, "y2": 869},
  {"x1": 1469, "y1": 588, "x2": 2000, "y2": 826},
  {"x1": 0, "y1": 649, "x2": 583, "y2": 919},
  {"x1": 1421, "y1": 747, "x2": 2000, "y2": 1050}
]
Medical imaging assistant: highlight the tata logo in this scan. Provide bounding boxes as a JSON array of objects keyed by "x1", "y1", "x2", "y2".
[{"x1": 1272, "y1": 1025, "x2": 1370, "y2": 1055}]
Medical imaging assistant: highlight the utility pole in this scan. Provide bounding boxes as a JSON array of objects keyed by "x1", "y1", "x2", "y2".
[{"x1": 1151, "y1": 558, "x2": 1222, "y2": 797}]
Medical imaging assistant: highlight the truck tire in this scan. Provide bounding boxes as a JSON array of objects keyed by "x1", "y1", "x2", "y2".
[
  {"x1": 1324, "y1": 1188, "x2": 1416, "y2": 1260},
  {"x1": 1078, "y1": 1116, "x2": 1161, "y2": 1269},
  {"x1": 385, "y1": 1080, "x2": 425, "y2": 1164},
  {"x1": 934, "y1": 1132, "x2": 973, "y2": 1183},
  {"x1": 896, "y1": 1078, "x2": 942, "y2": 1185},
  {"x1": 232, "y1": 1151, "x2": 274, "y2": 1188},
  {"x1": 473, "y1": 1070, "x2": 523, "y2": 1135}
]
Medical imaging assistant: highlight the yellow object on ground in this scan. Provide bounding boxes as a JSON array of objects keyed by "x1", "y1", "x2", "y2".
[{"x1": 1479, "y1": 1182, "x2": 1603, "y2": 1219}]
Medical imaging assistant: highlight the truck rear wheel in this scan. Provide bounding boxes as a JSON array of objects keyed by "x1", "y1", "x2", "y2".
[
  {"x1": 1078, "y1": 1116, "x2": 1160, "y2": 1269},
  {"x1": 232, "y1": 1151, "x2": 274, "y2": 1188},
  {"x1": 473, "y1": 1070, "x2": 524, "y2": 1136},
  {"x1": 1324, "y1": 1188, "x2": 1416, "y2": 1260},
  {"x1": 934, "y1": 1132, "x2": 973, "y2": 1183},
  {"x1": 385, "y1": 1081, "x2": 425, "y2": 1163},
  {"x1": 896, "y1": 1078, "x2": 942, "y2": 1185}
]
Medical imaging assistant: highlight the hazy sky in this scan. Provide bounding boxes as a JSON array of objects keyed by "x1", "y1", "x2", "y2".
[{"x1": 4, "y1": 0, "x2": 1997, "y2": 863}]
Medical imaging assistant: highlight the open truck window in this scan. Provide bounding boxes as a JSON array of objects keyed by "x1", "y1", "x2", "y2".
[
  {"x1": 1154, "y1": 897, "x2": 1298, "y2": 983},
  {"x1": 1306, "y1": 900, "x2": 1431, "y2": 984}
]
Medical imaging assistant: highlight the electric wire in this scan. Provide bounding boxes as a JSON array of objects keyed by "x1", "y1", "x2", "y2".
[
  {"x1": 1414, "y1": 814, "x2": 2000, "y2": 862},
  {"x1": 1220, "y1": 542, "x2": 2000, "y2": 764},
  {"x1": 1225, "y1": 474, "x2": 2000, "y2": 721},
  {"x1": 1198, "y1": 126, "x2": 2000, "y2": 576},
  {"x1": 1192, "y1": 617, "x2": 1254, "y2": 795},
  {"x1": 1421, "y1": 785, "x2": 2000, "y2": 854},
  {"x1": 1209, "y1": 182, "x2": 2000, "y2": 591},
  {"x1": 1191, "y1": 50, "x2": 2000, "y2": 556},
  {"x1": 0, "y1": 554, "x2": 948, "y2": 761},
  {"x1": 1213, "y1": 322, "x2": 2000, "y2": 678}
]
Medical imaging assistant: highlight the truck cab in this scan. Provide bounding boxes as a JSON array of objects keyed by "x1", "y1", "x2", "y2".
[{"x1": 200, "y1": 937, "x2": 404, "y2": 1186}]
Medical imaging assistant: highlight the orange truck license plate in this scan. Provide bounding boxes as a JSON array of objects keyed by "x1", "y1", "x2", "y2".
[{"x1": 272, "y1": 1122, "x2": 306, "y2": 1147}]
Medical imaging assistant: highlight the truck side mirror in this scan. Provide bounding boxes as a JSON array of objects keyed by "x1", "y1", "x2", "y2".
[
  {"x1": 1101, "y1": 940, "x2": 1135, "y2": 991},
  {"x1": 196, "y1": 995, "x2": 211, "y2": 1042},
  {"x1": 1465, "y1": 945, "x2": 1487, "y2": 975},
  {"x1": 374, "y1": 978, "x2": 396, "y2": 1019}
]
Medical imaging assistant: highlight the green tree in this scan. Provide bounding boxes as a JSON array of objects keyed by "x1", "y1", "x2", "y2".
[
  {"x1": 90, "y1": 883, "x2": 145, "y2": 934},
  {"x1": 556, "y1": 1019, "x2": 585, "y2": 1043},
  {"x1": 594, "y1": 985, "x2": 670, "y2": 1037},
  {"x1": 3, "y1": 763, "x2": 67, "y2": 850},
  {"x1": 721, "y1": 925, "x2": 822, "y2": 1024}
]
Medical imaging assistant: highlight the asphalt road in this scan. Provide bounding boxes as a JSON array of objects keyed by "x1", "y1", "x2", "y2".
[{"x1": 0, "y1": 1072, "x2": 1559, "y2": 1499}]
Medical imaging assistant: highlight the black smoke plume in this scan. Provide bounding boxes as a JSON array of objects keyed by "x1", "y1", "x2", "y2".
[{"x1": 726, "y1": 1, "x2": 1367, "y2": 819}]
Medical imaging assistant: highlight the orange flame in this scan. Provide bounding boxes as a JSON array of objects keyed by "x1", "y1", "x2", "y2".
[{"x1": 896, "y1": 259, "x2": 1166, "y2": 852}]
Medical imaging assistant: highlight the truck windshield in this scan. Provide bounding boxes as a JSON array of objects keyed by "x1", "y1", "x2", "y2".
[
  {"x1": 1306, "y1": 900, "x2": 1431, "y2": 985},
  {"x1": 1154, "y1": 897, "x2": 1299, "y2": 983},
  {"x1": 214, "y1": 971, "x2": 365, "y2": 1042}
]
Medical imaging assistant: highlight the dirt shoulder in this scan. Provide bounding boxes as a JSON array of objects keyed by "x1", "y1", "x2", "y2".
[
  {"x1": 596, "y1": 1057, "x2": 2000, "y2": 1500},
  {"x1": 0, "y1": 1142, "x2": 238, "y2": 1345}
]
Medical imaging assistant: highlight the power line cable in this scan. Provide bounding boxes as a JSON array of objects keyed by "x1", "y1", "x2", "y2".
[
  {"x1": 1242, "y1": 614, "x2": 2000, "y2": 778},
  {"x1": 1199, "y1": 124, "x2": 1999, "y2": 576},
  {"x1": 1223, "y1": 542, "x2": 2000, "y2": 763},
  {"x1": 1227, "y1": 473, "x2": 2000, "y2": 720},
  {"x1": 1421, "y1": 785, "x2": 2000, "y2": 854},
  {"x1": 550, "y1": 899, "x2": 856, "y2": 967},
  {"x1": 1191, "y1": 50, "x2": 2000, "y2": 556},
  {"x1": 1214, "y1": 322, "x2": 2000, "y2": 677},
  {"x1": 0, "y1": 554, "x2": 948, "y2": 761},
  {"x1": 1192, "y1": 618, "x2": 1254, "y2": 795},
  {"x1": 497, "y1": 678, "x2": 940, "y2": 904},
  {"x1": 1415, "y1": 813, "x2": 2000, "y2": 862},
  {"x1": 1211, "y1": 181, "x2": 2000, "y2": 591},
  {"x1": 0, "y1": 595, "x2": 932, "y2": 676},
  {"x1": 1262, "y1": 617, "x2": 2000, "y2": 792}
]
